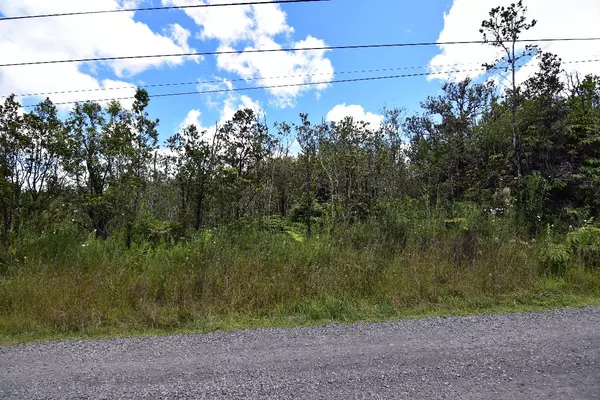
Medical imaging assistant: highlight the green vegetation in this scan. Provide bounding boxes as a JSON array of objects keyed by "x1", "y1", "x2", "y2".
[
  {"x1": 1, "y1": 2, "x2": 600, "y2": 343},
  {"x1": 2, "y1": 216, "x2": 600, "y2": 344}
]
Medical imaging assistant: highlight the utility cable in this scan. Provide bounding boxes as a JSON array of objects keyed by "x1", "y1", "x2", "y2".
[
  {"x1": 21, "y1": 67, "x2": 498, "y2": 107},
  {"x1": 0, "y1": 0, "x2": 329, "y2": 22},
  {"x1": 7, "y1": 58, "x2": 599, "y2": 100},
  {"x1": 3, "y1": 38, "x2": 600, "y2": 68}
]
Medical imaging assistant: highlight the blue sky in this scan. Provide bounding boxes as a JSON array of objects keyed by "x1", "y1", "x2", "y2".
[
  {"x1": 128, "y1": 0, "x2": 454, "y2": 139},
  {"x1": 1, "y1": 0, "x2": 599, "y2": 146}
]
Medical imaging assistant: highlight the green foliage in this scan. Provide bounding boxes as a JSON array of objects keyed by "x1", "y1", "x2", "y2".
[
  {"x1": 521, "y1": 171, "x2": 550, "y2": 234},
  {"x1": 540, "y1": 243, "x2": 571, "y2": 274},
  {"x1": 132, "y1": 213, "x2": 184, "y2": 247},
  {"x1": 567, "y1": 227, "x2": 600, "y2": 269},
  {"x1": 561, "y1": 208, "x2": 591, "y2": 231},
  {"x1": 289, "y1": 201, "x2": 323, "y2": 224},
  {"x1": 3, "y1": 66, "x2": 600, "y2": 246},
  {"x1": 2, "y1": 216, "x2": 600, "y2": 341},
  {"x1": 539, "y1": 225, "x2": 600, "y2": 274}
]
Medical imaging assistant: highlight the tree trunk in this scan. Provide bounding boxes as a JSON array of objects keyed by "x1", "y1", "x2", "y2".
[
  {"x1": 180, "y1": 184, "x2": 187, "y2": 228},
  {"x1": 305, "y1": 155, "x2": 312, "y2": 237},
  {"x1": 1, "y1": 200, "x2": 10, "y2": 245},
  {"x1": 125, "y1": 195, "x2": 140, "y2": 249},
  {"x1": 125, "y1": 222, "x2": 133, "y2": 249},
  {"x1": 95, "y1": 217, "x2": 109, "y2": 240},
  {"x1": 510, "y1": 44, "x2": 522, "y2": 184},
  {"x1": 89, "y1": 208, "x2": 109, "y2": 240},
  {"x1": 279, "y1": 190, "x2": 287, "y2": 217},
  {"x1": 195, "y1": 191, "x2": 205, "y2": 231},
  {"x1": 12, "y1": 189, "x2": 21, "y2": 236}
]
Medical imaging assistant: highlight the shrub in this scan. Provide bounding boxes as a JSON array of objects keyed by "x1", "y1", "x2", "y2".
[
  {"x1": 521, "y1": 171, "x2": 550, "y2": 235},
  {"x1": 133, "y1": 213, "x2": 184, "y2": 246},
  {"x1": 540, "y1": 243, "x2": 571, "y2": 274},
  {"x1": 567, "y1": 226, "x2": 600, "y2": 269}
]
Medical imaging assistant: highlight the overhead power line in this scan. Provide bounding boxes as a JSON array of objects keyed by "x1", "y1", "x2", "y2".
[
  {"x1": 6, "y1": 58, "x2": 600, "y2": 100},
  {"x1": 16, "y1": 66, "x2": 520, "y2": 108},
  {"x1": 2, "y1": 37, "x2": 600, "y2": 68},
  {"x1": 0, "y1": 62, "x2": 486, "y2": 99},
  {"x1": 0, "y1": 0, "x2": 328, "y2": 22}
]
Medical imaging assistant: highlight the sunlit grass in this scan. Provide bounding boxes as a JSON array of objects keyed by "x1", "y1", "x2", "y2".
[{"x1": 1, "y1": 219, "x2": 599, "y2": 344}]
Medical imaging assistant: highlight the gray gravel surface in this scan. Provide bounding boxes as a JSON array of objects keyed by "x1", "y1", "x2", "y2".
[{"x1": 1, "y1": 307, "x2": 599, "y2": 399}]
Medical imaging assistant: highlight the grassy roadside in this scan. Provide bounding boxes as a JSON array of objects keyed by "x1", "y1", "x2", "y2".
[
  {"x1": 2, "y1": 295, "x2": 599, "y2": 345},
  {"x1": 2, "y1": 289, "x2": 600, "y2": 345},
  {"x1": 2, "y1": 226, "x2": 600, "y2": 345}
]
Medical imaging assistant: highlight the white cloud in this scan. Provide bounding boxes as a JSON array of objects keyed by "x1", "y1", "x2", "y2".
[
  {"x1": 193, "y1": 77, "x2": 264, "y2": 126},
  {"x1": 161, "y1": 0, "x2": 292, "y2": 44},
  {"x1": 162, "y1": 0, "x2": 334, "y2": 107},
  {"x1": 175, "y1": 88, "x2": 263, "y2": 139},
  {"x1": 0, "y1": 0, "x2": 199, "y2": 107},
  {"x1": 166, "y1": 23, "x2": 202, "y2": 64},
  {"x1": 217, "y1": 36, "x2": 334, "y2": 108},
  {"x1": 220, "y1": 94, "x2": 262, "y2": 125},
  {"x1": 155, "y1": 147, "x2": 176, "y2": 160},
  {"x1": 428, "y1": 0, "x2": 600, "y2": 83},
  {"x1": 326, "y1": 104, "x2": 384, "y2": 130},
  {"x1": 179, "y1": 109, "x2": 206, "y2": 132}
]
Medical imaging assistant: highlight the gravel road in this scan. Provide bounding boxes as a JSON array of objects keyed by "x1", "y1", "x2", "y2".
[{"x1": 1, "y1": 307, "x2": 599, "y2": 399}]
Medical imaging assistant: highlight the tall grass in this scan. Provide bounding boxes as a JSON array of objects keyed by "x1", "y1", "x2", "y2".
[{"x1": 1, "y1": 210, "x2": 600, "y2": 342}]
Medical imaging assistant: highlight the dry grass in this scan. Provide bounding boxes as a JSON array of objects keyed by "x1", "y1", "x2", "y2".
[{"x1": 2, "y1": 224, "x2": 599, "y2": 343}]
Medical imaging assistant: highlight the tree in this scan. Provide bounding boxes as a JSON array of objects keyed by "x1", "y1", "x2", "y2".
[
  {"x1": 64, "y1": 100, "x2": 132, "y2": 239},
  {"x1": 566, "y1": 75, "x2": 600, "y2": 216},
  {"x1": 219, "y1": 109, "x2": 272, "y2": 221},
  {"x1": 521, "y1": 53, "x2": 569, "y2": 191},
  {"x1": 20, "y1": 98, "x2": 65, "y2": 231},
  {"x1": 167, "y1": 124, "x2": 220, "y2": 230},
  {"x1": 272, "y1": 121, "x2": 295, "y2": 217},
  {"x1": 481, "y1": 0, "x2": 538, "y2": 182},
  {"x1": 379, "y1": 106, "x2": 407, "y2": 198},
  {"x1": 123, "y1": 89, "x2": 159, "y2": 248},
  {"x1": 0, "y1": 95, "x2": 24, "y2": 239},
  {"x1": 294, "y1": 114, "x2": 318, "y2": 236},
  {"x1": 407, "y1": 79, "x2": 496, "y2": 206}
]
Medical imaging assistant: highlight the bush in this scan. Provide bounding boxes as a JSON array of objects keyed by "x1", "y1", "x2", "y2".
[
  {"x1": 289, "y1": 201, "x2": 324, "y2": 224},
  {"x1": 540, "y1": 243, "x2": 571, "y2": 274},
  {"x1": 521, "y1": 171, "x2": 550, "y2": 235},
  {"x1": 567, "y1": 226, "x2": 600, "y2": 269},
  {"x1": 133, "y1": 213, "x2": 184, "y2": 246}
]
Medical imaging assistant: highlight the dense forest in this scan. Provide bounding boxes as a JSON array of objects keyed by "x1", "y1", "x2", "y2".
[{"x1": 1, "y1": 1, "x2": 600, "y2": 340}]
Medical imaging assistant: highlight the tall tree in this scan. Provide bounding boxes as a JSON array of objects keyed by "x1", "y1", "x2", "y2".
[
  {"x1": 407, "y1": 79, "x2": 495, "y2": 205},
  {"x1": 167, "y1": 124, "x2": 220, "y2": 230},
  {"x1": 480, "y1": 0, "x2": 538, "y2": 182},
  {"x1": 20, "y1": 98, "x2": 64, "y2": 230},
  {"x1": 272, "y1": 121, "x2": 295, "y2": 217},
  {"x1": 0, "y1": 95, "x2": 24, "y2": 239},
  {"x1": 219, "y1": 109, "x2": 272, "y2": 220},
  {"x1": 566, "y1": 75, "x2": 600, "y2": 216},
  {"x1": 124, "y1": 89, "x2": 159, "y2": 248},
  {"x1": 64, "y1": 100, "x2": 132, "y2": 239},
  {"x1": 294, "y1": 114, "x2": 318, "y2": 236},
  {"x1": 379, "y1": 107, "x2": 407, "y2": 198}
]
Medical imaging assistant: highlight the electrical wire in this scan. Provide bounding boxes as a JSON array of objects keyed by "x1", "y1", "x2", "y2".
[
  {"x1": 20, "y1": 67, "x2": 501, "y2": 108},
  {"x1": 0, "y1": 61, "x2": 491, "y2": 99},
  {"x1": 8, "y1": 58, "x2": 599, "y2": 101},
  {"x1": 0, "y1": 0, "x2": 329, "y2": 22},
  {"x1": 3, "y1": 37, "x2": 600, "y2": 68}
]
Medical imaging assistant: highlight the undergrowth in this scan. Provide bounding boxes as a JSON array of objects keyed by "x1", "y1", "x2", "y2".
[{"x1": 1, "y1": 209, "x2": 599, "y2": 344}]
